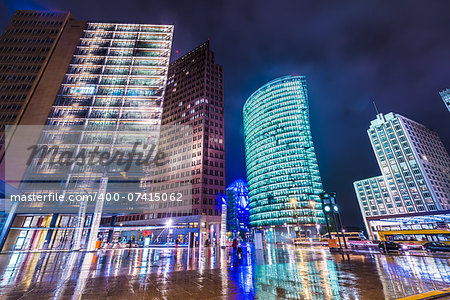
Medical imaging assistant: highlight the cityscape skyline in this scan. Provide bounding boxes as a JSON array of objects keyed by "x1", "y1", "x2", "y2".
[
  {"x1": 0, "y1": 5, "x2": 449, "y2": 300},
  {"x1": 0, "y1": 2, "x2": 449, "y2": 230}
]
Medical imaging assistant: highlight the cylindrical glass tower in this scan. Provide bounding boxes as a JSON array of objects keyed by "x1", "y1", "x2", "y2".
[{"x1": 243, "y1": 75, "x2": 324, "y2": 239}]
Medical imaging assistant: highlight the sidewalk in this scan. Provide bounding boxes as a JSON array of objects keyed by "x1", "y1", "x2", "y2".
[
  {"x1": 293, "y1": 244, "x2": 450, "y2": 259},
  {"x1": 0, "y1": 244, "x2": 191, "y2": 255}
]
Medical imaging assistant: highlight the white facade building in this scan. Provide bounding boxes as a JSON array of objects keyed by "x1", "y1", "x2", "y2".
[
  {"x1": 354, "y1": 113, "x2": 450, "y2": 239},
  {"x1": 440, "y1": 89, "x2": 450, "y2": 112}
]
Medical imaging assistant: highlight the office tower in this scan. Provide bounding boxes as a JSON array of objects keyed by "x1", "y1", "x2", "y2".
[
  {"x1": 440, "y1": 89, "x2": 450, "y2": 112},
  {"x1": 81, "y1": 41, "x2": 224, "y2": 247},
  {"x1": 354, "y1": 113, "x2": 450, "y2": 239},
  {"x1": 147, "y1": 40, "x2": 225, "y2": 245},
  {"x1": 368, "y1": 113, "x2": 450, "y2": 211},
  {"x1": 0, "y1": 21, "x2": 173, "y2": 251},
  {"x1": 164, "y1": 40, "x2": 225, "y2": 214},
  {"x1": 224, "y1": 179, "x2": 250, "y2": 237},
  {"x1": 0, "y1": 10, "x2": 85, "y2": 156},
  {"x1": 243, "y1": 75, "x2": 324, "y2": 241}
]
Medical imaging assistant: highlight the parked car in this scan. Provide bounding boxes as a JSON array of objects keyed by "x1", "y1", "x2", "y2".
[
  {"x1": 349, "y1": 239, "x2": 373, "y2": 249},
  {"x1": 293, "y1": 238, "x2": 302, "y2": 245},
  {"x1": 399, "y1": 243, "x2": 424, "y2": 251},
  {"x1": 423, "y1": 242, "x2": 450, "y2": 253},
  {"x1": 378, "y1": 241, "x2": 402, "y2": 252}
]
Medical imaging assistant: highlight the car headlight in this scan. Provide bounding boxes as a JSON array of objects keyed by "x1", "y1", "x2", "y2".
[{"x1": 401, "y1": 245, "x2": 408, "y2": 250}]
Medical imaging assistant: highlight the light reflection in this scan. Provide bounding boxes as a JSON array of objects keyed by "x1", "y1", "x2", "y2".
[
  {"x1": 0, "y1": 253, "x2": 22, "y2": 287},
  {"x1": 220, "y1": 247, "x2": 229, "y2": 297},
  {"x1": 53, "y1": 251, "x2": 78, "y2": 299},
  {"x1": 198, "y1": 246, "x2": 205, "y2": 276},
  {"x1": 0, "y1": 247, "x2": 448, "y2": 299},
  {"x1": 72, "y1": 252, "x2": 95, "y2": 300},
  {"x1": 373, "y1": 253, "x2": 450, "y2": 298},
  {"x1": 140, "y1": 248, "x2": 150, "y2": 276}
]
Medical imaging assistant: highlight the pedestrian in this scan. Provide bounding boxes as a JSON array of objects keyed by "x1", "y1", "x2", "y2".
[
  {"x1": 232, "y1": 238, "x2": 238, "y2": 250},
  {"x1": 237, "y1": 244, "x2": 243, "y2": 259}
]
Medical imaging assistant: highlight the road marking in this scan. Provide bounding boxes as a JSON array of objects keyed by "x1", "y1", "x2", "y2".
[{"x1": 395, "y1": 287, "x2": 450, "y2": 300}]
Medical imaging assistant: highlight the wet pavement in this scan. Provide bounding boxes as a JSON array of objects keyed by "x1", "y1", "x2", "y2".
[{"x1": 0, "y1": 245, "x2": 449, "y2": 299}]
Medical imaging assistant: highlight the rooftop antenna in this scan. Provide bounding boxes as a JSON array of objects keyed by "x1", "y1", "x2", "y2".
[{"x1": 373, "y1": 100, "x2": 379, "y2": 115}]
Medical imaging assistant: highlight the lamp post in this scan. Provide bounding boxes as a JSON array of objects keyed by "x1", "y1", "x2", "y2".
[
  {"x1": 290, "y1": 198, "x2": 301, "y2": 242},
  {"x1": 319, "y1": 192, "x2": 348, "y2": 250}
]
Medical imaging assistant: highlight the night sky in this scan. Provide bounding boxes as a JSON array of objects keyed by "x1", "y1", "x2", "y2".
[{"x1": 1, "y1": 0, "x2": 449, "y2": 227}]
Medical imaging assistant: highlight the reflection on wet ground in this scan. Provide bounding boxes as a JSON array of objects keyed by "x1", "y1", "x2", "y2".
[{"x1": 0, "y1": 245, "x2": 449, "y2": 299}]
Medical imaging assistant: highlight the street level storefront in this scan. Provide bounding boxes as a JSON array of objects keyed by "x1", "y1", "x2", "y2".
[
  {"x1": 99, "y1": 214, "x2": 222, "y2": 247},
  {"x1": 1, "y1": 213, "x2": 92, "y2": 251},
  {"x1": 1, "y1": 213, "x2": 223, "y2": 251},
  {"x1": 253, "y1": 223, "x2": 321, "y2": 244},
  {"x1": 365, "y1": 210, "x2": 450, "y2": 243}
]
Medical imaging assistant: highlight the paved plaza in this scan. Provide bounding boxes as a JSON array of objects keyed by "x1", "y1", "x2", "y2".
[{"x1": 0, "y1": 245, "x2": 449, "y2": 299}]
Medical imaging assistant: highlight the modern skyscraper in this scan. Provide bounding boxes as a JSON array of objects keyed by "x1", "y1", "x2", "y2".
[
  {"x1": 1, "y1": 20, "x2": 174, "y2": 251},
  {"x1": 0, "y1": 10, "x2": 85, "y2": 158},
  {"x1": 99, "y1": 41, "x2": 225, "y2": 247},
  {"x1": 164, "y1": 41, "x2": 225, "y2": 215},
  {"x1": 243, "y1": 75, "x2": 324, "y2": 241},
  {"x1": 354, "y1": 112, "x2": 450, "y2": 239},
  {"x1": 440, "y1": 89, "x2": 450, "y2": 112},
  {"x1": 224, "y1": 179, "x2": 250, "y2": 237}
]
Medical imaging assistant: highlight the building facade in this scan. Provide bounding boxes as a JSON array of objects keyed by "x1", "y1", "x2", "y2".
[
  {"x1": 100, "y1": 41, "x2": 225, "y2": 247},
  {"x1": 0, "y1": 10, "x2": 85, "y2": 160},
  {"x1": 440, "y1": 89, "x2": 450, "y2": 112},
  {"x1": 243, "y1": 75, "x2": 324, "y2": 241},
  {"x1": 162, "y1": 41, "x2": 225, "y2": 219},
  {"x1": 225, "y1": 179, "x2": 250, "y2": 238},
  {"x1": 354, "y1": 176, "x2": 395, "y2": 238},
  {"x1": 354, "y1": 113, "x2": 450, "y2": 240},
  {"x1": 1, "y1": 20, "x2": 174, "y2": 251}
]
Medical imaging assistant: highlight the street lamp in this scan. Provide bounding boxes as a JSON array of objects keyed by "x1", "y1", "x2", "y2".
[{"x1": 319, "y1": 192, "x2": 348, "y2": 250}]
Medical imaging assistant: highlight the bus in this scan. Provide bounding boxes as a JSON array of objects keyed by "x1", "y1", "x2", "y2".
[{"x1": 379, "y1": 228, "x2": 450, "y2": 245}]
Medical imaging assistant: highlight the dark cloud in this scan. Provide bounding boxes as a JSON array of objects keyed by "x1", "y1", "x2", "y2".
[{"x1": 1, "y1": 0, "x2": 449, "y2": 227}]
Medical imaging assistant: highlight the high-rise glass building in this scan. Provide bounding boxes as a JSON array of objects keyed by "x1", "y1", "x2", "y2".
[
  {"x1": 1, "y1": 20, "x2": 173, "y2": 251},
  {"x1": 99, "y1": 41, "x2": 225, "y2": 247},
  {"x1": 440, "y1": 89, "x2": 450, "y2": 112},
  {"x1": 225, "y1": 179, "x2": 250, "y2": 237},
  {"x1": 243, "y1": 76, "x2": 324, "y2": 239},
  {"x1": 354, "y1": 113, "x2": 450, "y2": 239}
]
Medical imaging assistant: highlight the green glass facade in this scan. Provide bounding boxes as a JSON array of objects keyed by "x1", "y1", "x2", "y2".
[{"x1": 243, "y1": 76, "x2": 324, "y2": 230}]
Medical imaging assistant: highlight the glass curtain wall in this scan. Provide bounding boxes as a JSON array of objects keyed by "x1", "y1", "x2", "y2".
[{"x1": 243, "y1": 76, "x2": 324, "y2": 230}]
